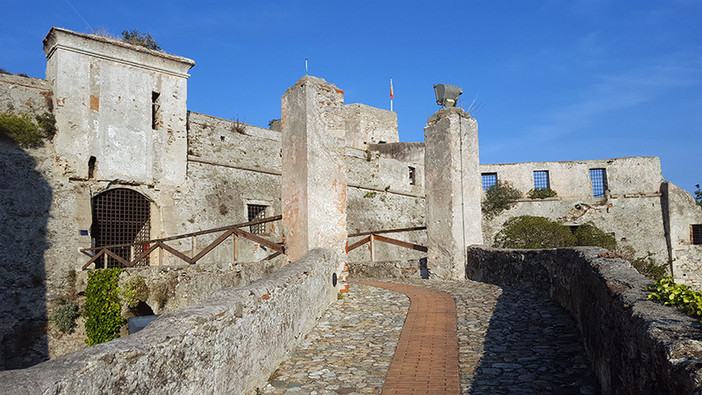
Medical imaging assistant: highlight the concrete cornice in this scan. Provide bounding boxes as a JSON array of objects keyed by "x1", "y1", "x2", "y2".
[{"x1": 43, "y1": 27, "x2": 195, "y2": 78}]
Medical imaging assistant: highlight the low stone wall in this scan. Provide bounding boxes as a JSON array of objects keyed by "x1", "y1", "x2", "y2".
[
  {"x1": 0, "y1": 249, "x2": 339, "y2": 394},
  {"x1": 348, "y1": 259, "x2": 424, "y2": 279},
  {"x1": 466, "y1": 246, "x2": 702, "y2": 394}
]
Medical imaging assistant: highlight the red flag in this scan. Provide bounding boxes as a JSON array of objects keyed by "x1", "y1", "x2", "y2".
[{"x1": 390, "y1": 78, "x2": 394, "y2": 100}]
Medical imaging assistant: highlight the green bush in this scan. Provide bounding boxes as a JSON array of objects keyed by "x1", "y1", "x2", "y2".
[
  {"x1": 120, "y1": 274, "x2": 149, "y2": 308},
  {"x1": 630, "y1": 252, "x2": 668, "y2": 281},
  {"x1": 647, "y1": 277, "x2": 702, "y2": 321},
  {"x1": 527, "y1": 188, "x2": 558, "y2": 199},
  {"x1": 494, "y1": 216, "x2": 619, "y2": 251},
  {"x1": 695, "y1": 184, "x2": 702, "y2": 208},
  {"x1": 121, "y1": 30, "x2": 161, "y2": 50},
  {"x1": 482, "y1": 181, "x2": 522, "y2": 219},
  {"x1": 50, "y1": 301, "x2": 80, "y2": 333},
  {"x1": 0, "y1": 111, "x2": 56, "y2": 147},
  {"x1": 84, "y1": 268, "x2": 124, "y2": 346},
  {"x1": 573, "y1": 223, "x2": 617, "y2": 250},
  {"x1": 494, "y1": 216, "x2": 576, "y2": 249}
]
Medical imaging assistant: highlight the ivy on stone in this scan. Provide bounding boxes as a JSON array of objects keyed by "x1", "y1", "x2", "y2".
[{"x1": 84, "y1": 268, "x2": 124, "y2": 346}]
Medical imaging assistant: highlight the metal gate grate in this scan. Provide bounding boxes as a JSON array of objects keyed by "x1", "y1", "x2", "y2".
[{"x1": 91, "y1": 188, "x2": 151, "y2": 268}]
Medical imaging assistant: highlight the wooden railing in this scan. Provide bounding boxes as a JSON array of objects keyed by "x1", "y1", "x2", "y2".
[
  {"x1": 81, "y1": 215, "x2": 284, "y2": 270},
  {"x1": 347, "y1": 226, "x2": 427, "y2": 261}
]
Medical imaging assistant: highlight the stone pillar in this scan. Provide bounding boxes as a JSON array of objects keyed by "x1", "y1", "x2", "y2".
[
  {"x1": 424, "y1": 108, "x2": 483, "y2": 279},
  {"x1": 281, "y1": 76, "x2": 349, "y2": 289}
]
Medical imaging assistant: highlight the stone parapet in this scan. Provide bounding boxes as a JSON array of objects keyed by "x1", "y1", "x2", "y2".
[
  {"x1": 0, "y1": 249, "x2": 339, "y2": 394},
  {"x1": 466, "y1": 246, "x2": 702, "y2": 394}
]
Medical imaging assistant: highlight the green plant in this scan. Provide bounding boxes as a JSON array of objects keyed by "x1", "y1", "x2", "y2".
[
  {"x1": 482, "y1": 181, "x2": 522, "y2": 219},
  {"x1": 573, "y1": 223, "x2": 617, "y2": 250},
  {"x1": 527, "y1": 188, "x2": 558, "y2": 199},
  {"x1": 84, "y1": 268, "x2": 124, "y2": 345},
  {"x1": 0, "y1": 111, "x2": 56, "y2": 147},
  {"x1": 630, "y1": 252, "x2": 669, "y2": 281},
  {"x1": 50, "y1": 301, "x2": 80, "y2": 333},
  {"x1": 363, "y1": 191, "x2": 377, "y2": 198},
  {"x1": 337, "y1": 292, "x2": 346, "y2": 300},
  {"x1": 119, "y1": 274, "x2": 149, "y2": 309},
  {"x1": 121, "y1": 30, "x2": 160, "y2": 50},
  {"x1": 0, "y1": 112, "x2": 41, "y2": 146},
  {"x1": 232, "y1": 117, "x2": 246, "y2": 134},
  {"x1": 695, "y1": 184, "x2": 702, "y2": 207},
  {"x1": 268, "y1": 119, "x2": 280, "y2": 128},
  {"x1": 647, "y1": 277, "x2": 702, "y2": 321},
  {"x1": 493, "y1": 215, "x2": 575, "y2": 249}
]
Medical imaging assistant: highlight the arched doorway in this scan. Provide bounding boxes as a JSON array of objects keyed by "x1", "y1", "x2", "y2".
[{"x1": 91, "y1": 188, "x2": 151, "y2": 268}]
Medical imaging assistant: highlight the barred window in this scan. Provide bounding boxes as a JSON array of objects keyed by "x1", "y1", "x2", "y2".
[
  {"x1": 247, "y1": 204, "x2": 267, "y2": 234},
  {"x1": 482, "y1": 173, "x2": 497, "y2": 190},
  {"x1": 692, "y1": 225, "x2": 702, "y2": 245},
  {"x1": 533, "y1": 170, "x2": 550, "y2": 190},
  {"x1": 589, "y1": 168, "x2": 608, "y2": 198}
]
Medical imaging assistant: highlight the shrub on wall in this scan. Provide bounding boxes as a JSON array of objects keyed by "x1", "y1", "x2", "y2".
[
  {"x1": 527, "y1": 188, "x2": 558, "y2": 199},
  {"x1": 494, "y1": 216, "x2": 619, "y2": 251},
  {"x1": 648, "y1": 277, "x2": 702, "y2": 321},
  {"x1": 573, "y1": 222, "x2": 617, "y2": 250},
  {"x1": 50, "y1": 301, "x2": 80, "y2": 334},
  {"x1": 482, "y1": 181, "x2": 522, "y2": 219},
  {"x1": 119, "y1": 274, "x2": 149, "y2": 308},
  {"x1": 0, "y1": 111, "x2": 56, "y2": 147},
  {"x1": 695, "y1": 184, "x2": 702, "y2": 208},
  {"x1": 494, "y1": 216, "x2": 576, "y2": 249},
  {"x1": 121, "y1": 30, "x2": 161, "y2": 50},
  {"x1": 84, "y1": 268, "x2": 124, "y2": 346}
]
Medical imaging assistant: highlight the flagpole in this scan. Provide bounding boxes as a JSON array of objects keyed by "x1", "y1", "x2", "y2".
[{"x1": 390, "y1": 77, "x2": 394, "y2": 112}]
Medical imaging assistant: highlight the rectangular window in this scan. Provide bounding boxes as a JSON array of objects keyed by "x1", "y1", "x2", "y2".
[
  {"x1": 533, "y1": 170, "x2": 550, "y2": 190},
  {"x1": 692, "y1": 225, "x2": 702, "y2": 245},
  {"x1": 151, "y1": 91, "x2": 161, "y2": 130},
  {"x1": 589, "y1": 168, "x2": 608, "y2": 198},
  {"x1": 481, "y1": 173, "x2": 497, "y2": 190},
  {"x1": 409, "y1": 167, "x2": 416, "y2": 185},
  {"x1": 247, "y1": 204, "x2": 267, "y2": 234}
]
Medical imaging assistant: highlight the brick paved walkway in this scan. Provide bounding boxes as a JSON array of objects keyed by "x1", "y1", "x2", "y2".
[
  {"x1": 359, "y1": 281, "x2": 460, "y2": 394},
  {"x1": 261, "y1": 279, "x2": 600, "y2": 395}
]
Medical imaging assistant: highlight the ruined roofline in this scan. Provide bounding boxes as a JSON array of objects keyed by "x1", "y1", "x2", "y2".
[
  {"x1": 481, "y1": 155, "x2": 661, "y2": 167},
  {"x1": 42, "y1": 27, "x2": 195, "y2": 78}
]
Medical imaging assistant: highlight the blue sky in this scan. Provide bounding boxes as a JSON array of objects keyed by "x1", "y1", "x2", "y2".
[{"x1": 1, "y1": 1, "x2": 700, "y2": 195}]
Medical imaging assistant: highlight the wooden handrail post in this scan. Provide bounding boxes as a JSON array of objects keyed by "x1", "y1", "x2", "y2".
[
  {"x1": 370, "y1": 234, "x2": 375, "y2": 262},
  {"x1": 103, "y1": 250, "x2": 108, "y2": 269},
  {"x1": 191, "y1": 235, "x2": 196, "y2": 258},
  {"x1": 159, "y1": 247, "x2": 164, "y2": 266},
  {"x1": 233, "y1": 234, "x2": 239, "y2": 262},
  {"x1": 129, "y1": 245, "x2": 134, "y2": 262}
]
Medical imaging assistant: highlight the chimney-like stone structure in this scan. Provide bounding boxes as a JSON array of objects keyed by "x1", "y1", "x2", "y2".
[
  {"x1": 424, "y1": 107, "x2": 483, "y2": 279},
  {"x1": 281, "y1": 76, "x2": 349, "y2": 289}
]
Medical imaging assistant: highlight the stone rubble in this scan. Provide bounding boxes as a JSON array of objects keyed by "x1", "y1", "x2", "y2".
[{"x1": 262, "y1": 279, "x2": 600, "y2": 394}]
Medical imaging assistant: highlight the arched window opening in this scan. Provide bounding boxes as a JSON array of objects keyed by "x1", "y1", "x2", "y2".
[{"x1": 91, "y1": 188, "x2": 151, "y2": 268}]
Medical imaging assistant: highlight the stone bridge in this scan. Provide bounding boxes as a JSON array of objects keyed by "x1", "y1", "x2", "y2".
[{"x1": 2, "y1": 246, "x2": 702, "y2": 394}]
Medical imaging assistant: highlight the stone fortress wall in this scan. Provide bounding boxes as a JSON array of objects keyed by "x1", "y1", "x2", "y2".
[{"x1": 0, "y1": 25, "x2": 701, "y2": 371}]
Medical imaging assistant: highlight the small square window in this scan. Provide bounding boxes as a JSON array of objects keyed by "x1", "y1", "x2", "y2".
[
  {"x1": 247, "y1": 204, "x2": 267, "y2": 234},
  {"x1": 482, "y1": 173, "x2": 497, "y2": 190},
  {"x1": 533, "y1": 170, "x2": 550, "y2": 190},
  {"x1": 409, "y1": 167, "x2": 416, "y2": 185},
  {"x1": 589, "y1": 168, "x2": 608, "y2": 198},
  {"x1": 692, "y1": 225, "x2": 702, "y2": 245}
]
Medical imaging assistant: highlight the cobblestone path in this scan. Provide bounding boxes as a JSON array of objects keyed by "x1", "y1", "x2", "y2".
[{"x1": 261, "y1": 279, "x2": 600, "y2": 395}]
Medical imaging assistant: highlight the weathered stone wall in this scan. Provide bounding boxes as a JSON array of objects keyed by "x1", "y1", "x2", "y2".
[
  {"x1": 480, "y1": 157, "x2": 670, "y2": 264},
  {"x1": 346, "y1": 143, "x2": 426, "y2": 262},
  {"x1": 663, "y1": 182, "x2": 702, "y2": 288},
  {"x1": 0, "y1": 249, "x2": 339, "y2": 394},
  {"x1": 0, "y1": 73, "x2": 54, "y2": 369},
  {"x1": 466, "y1": 246, "x2": 702, "y2": 394},
  {"x1": 343, "y1": 103, "x2": 399, "y2": 150}
]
